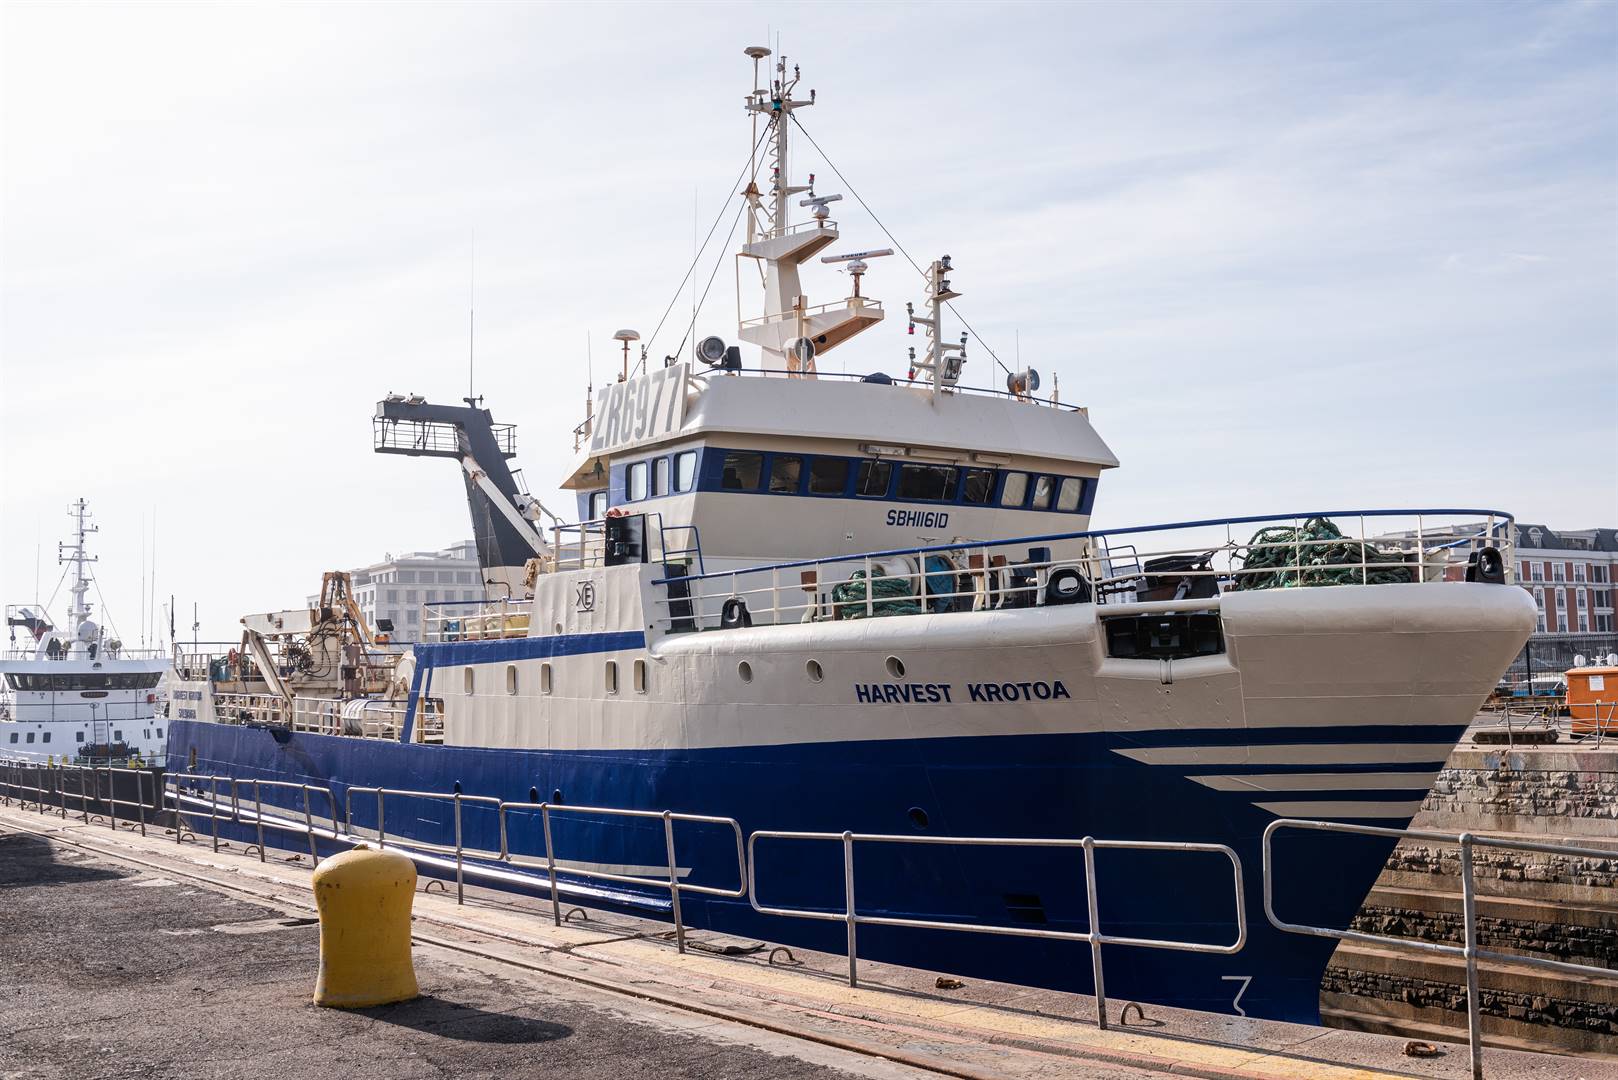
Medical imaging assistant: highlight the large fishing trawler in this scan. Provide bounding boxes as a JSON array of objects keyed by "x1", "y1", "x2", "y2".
[
  {"x1": 164, "y1": 48, "x2": 1535, "y2": 1024},
  {"x1": 2, "y1": 500, "x2": 170, "y2": 764}
]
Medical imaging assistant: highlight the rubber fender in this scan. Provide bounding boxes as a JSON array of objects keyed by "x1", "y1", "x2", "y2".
[{"x1": 720, "y1": 597, "x2": 753, "y2": 629}]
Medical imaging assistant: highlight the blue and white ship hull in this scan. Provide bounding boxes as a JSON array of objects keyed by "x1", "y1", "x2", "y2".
[{"x1": 167, "y1": 577, "x2": 1535, "y2": 1024}]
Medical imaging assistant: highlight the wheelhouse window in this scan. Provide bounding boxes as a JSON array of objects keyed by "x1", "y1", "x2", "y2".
[
  {"x1": 674, "y1": 451, "x2": 697, "y2": 492},
  {"x1": 808, "y1": 457, "x2": 850, "y2": 495},
  {"x1": 720, "y1": 451, "x2": 764, "y2": 490},
  {"x1": 588, "y1": 491, "x2": 608, "y2": 519},
  {"x1": 628, "y1": 461, "x2": 648, "y2": 501},
  {"x1": 1000, "y1": 471, "x2": 1028, "y2": 507},
  {"x1": 1029, "y1": 475, "x2": 1055, "y2": 510},
  {"x1": 855, "y1": 460, "x2": 892, "y2": 497},
  {"x1": 652, "y1": 457, "x2": 669, "y2": 497},
  {"x1": 1056, "y1": 477, "x2": 1083, "y2": 512},
  {"x1": 962, "y1": 469, "x2": 994, "y2": 505},
  {"x1": 768, "y1": 454, "x2": 803, "y2": 494},
  {"x1": 896, "y1": 464, "x2": 958, "y2": 502}
]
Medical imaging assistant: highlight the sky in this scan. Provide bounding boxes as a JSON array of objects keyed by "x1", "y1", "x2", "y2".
[{"x1": 2, "y1": 1, "x2": 1615, "y2": 643}]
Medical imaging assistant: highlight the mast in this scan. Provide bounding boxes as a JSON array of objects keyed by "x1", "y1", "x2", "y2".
[
  {"x1": 905, "y1": 256, "x2": 967, "y2": 403},
  {"x1": 737, "y1": 47, "x2": 884, "y2": 373},
  {"x1": 59, "y1": 498, "x2": 98, "y2": 642}
]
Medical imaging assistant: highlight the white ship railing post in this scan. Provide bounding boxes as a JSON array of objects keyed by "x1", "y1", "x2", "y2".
[
  {"x1": 1460, "y1": 834, "x2": 1483, "y2": 1080},
  {"x1": 843, "y1": 830, "x2": 858, "y2": 987},
  {"x1": 1083, "y1": 836, "x2": 1108, "y2": 1030},
  {"x1": 664, "y1": 810, "x2": 686, "y2": 954}
]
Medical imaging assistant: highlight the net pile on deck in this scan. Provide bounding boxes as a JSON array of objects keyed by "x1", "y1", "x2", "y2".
[{"x1": 1236, "y1": 517, "x2": 1415, "y2": 589}]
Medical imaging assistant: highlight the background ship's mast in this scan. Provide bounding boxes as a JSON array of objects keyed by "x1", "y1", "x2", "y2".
[{"x1": 59, "y1": 498, "x2": 97, "y2": 640}]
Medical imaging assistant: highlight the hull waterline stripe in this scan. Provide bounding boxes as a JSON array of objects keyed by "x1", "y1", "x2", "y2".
[
  {"x1": 1190, "y1": 772, "x2": 1441, "y2": 793},
  {"x1": 1252, "y1": 799, "x2": 1426, "y2": 819},
  {"x1": 1115, "y1": 744, "x2": 1455, "y2": 767}
]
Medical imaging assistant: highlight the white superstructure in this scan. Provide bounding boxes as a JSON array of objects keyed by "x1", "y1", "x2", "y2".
[{"x1": 1, "y1": 500, "x2": 170, "y2": 764}]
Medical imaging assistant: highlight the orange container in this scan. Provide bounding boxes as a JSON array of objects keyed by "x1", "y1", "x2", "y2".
[{"x1": 1566, "y1": 665, "x2": 1618, "y2": 734}]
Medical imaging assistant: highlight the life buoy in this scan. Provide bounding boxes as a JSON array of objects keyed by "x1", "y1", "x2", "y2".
[
  {"x1": 227, "y1": 649, "x2": 240, "y2": 664},
  {"x1": 605, "y1": 506, "x2": 628, "y2": 518},
  {"x1": 719, "y1": 597, "x2": 752, "y2": 629},
  {"x1": 1045, "y1": 567, "x2": 1092, "y2": 606}
]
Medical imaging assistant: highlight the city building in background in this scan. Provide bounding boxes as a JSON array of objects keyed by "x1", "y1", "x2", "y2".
[
  {"x1": 307, "y1": 541, "x2": 484, "y2": 642},
  {"x1": 1506, "y1": 523, "x2": 1618, "y2": 686}
]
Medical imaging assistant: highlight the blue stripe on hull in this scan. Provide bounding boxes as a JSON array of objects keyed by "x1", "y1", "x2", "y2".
[{"x1": 166, "y1": 719, "x2": 1455, "y2": 1023}]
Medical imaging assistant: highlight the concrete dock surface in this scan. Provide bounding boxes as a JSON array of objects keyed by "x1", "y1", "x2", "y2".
[{"x1": 1, "y1": 802, "x2": 1610, "y2": 1080}]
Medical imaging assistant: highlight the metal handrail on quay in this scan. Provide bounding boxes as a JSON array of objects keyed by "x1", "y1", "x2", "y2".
[
  {"x1": 164, "y1": 773, "x2": 341, "y2": 865},
  {"x1": 1263, "y1": 818, "x2": 1618, "y2": 1080},
  {"x1": 0, "y1": 760, "x2": 156, "y2": 837},
  {"x1": 341, "y1": 786, "x2": 746, "y2": 952},
  {"x1": 748, "y1": 829, "x2": 1245, "y2": 1030}
]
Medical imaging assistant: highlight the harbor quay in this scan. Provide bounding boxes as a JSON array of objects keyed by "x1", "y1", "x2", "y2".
[{"x1": 1, "y1": 794, "x2": 1606, "y2": 1080}]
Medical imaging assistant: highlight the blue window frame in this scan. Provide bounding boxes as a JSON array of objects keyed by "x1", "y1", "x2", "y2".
[
  {"x1": 674, "y1": 451, "x2": 697, "y2": 492},
  {"x1": 808, "y1": 457, "x2": 850, "y2": 495},
  {"x1": 768, "y1": 454, "x2": 803, "y2": 494}
]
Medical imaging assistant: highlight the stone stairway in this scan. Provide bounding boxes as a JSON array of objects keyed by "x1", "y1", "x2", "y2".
[{"x1": 1321, "y1": 742, "x2": 1618, "y2": 1058}]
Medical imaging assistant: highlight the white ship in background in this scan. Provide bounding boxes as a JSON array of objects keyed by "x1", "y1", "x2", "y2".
[{"x1": 1, "y1": 500, "x2": 170, "y2": 764}]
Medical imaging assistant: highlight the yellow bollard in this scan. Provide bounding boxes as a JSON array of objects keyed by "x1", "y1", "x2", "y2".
[{"x1": 312, "y1": 844, "x2": 420, "y2": 1008}]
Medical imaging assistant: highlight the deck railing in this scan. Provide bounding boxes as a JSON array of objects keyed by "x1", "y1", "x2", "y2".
[{"x1": 649, "y1": 509, "x2": 1515, "y2": 632}]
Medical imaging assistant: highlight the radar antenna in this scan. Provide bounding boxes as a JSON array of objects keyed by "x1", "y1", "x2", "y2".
[{"x1": 820, "y1": 248, "x2": 893, "y2": 299}]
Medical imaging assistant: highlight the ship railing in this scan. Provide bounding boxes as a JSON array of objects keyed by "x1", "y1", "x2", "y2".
[
  {"x1": 749, "y1": 831, "x2": 1244, "y2": 1030},
  {"x1": 0, "y1": 698, "x2": 160, "y2": 724},
  {"x1": 164, "y1": 773, "x2": 341, "y2": 865},
  {"x1": 0, "y1": 646, "x2": 169, "y2": 661},
  {"x1": 727, "y1": 365, "x2": 1083, "y2": 412},
  {"x1": 212, "y1": 691, "x2": 296, "y2": 727},
  {"x1": 341, "y1": 785, "x2": 745, "y2": 953},
  {"x1": 0, "y1": 759, "x2": 157, "y2": 836},
  {"x1": 543, "y1": 511, "x2": 697, "y2": 576},
  {"x1": 1263, "y1": 819, "x2": 1618, "y2": 1080},
  {"x1": 422, "y1": 596, "x2": 533, "y2": 643},
  {"x1": 738, "y1": 294, "x2": 883, "y2": 334},
  {"x1": 649, "y1": 509, "x2": 1516, "y2": 632}
]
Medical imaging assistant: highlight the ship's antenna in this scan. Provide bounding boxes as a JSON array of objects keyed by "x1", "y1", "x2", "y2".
[
  {"x1": 140, "y1": 511, "x2": 146, "y2": 649},
  {"x1": 466, "y1": 229, "x2": 478, "y2": 408},
  {"x1": 149, "y1": 510, "x2": 159, "y2": 650},
  {"x1": 691, "y1": 188, "x2": 698, "y2": 365}
]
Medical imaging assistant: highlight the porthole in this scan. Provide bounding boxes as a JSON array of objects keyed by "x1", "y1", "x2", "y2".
[
  {"x1": 554, "y1": 623, "x2": 563, "y2": 636},
  {"x1": 464, "y1": 667, "x2": 476, "y2": 695},
  {"x1": 806, "y1": 659, "x2": 823, "y2": 683},
  {"x1": 506, "y1": 664, "x2": 518, "y2": 695},
  {"x1": 885, "y1": 655, "x2": 905, "y2": 679},
  {"x1": 541, "y1": 663, "x2": 553, "y2": 695},
  {"x1": 605, "y1": 660, "x2": 619, "y2": 695},
  {"x1": 738, "y1": 661, "x2": 753, "y2": 683},
  {"x1": 633, "y1": 659, "x2": 648, "y2": 694},
  {"x1": 907, "y1": 806, "x2": 930, "y2": 830}
]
